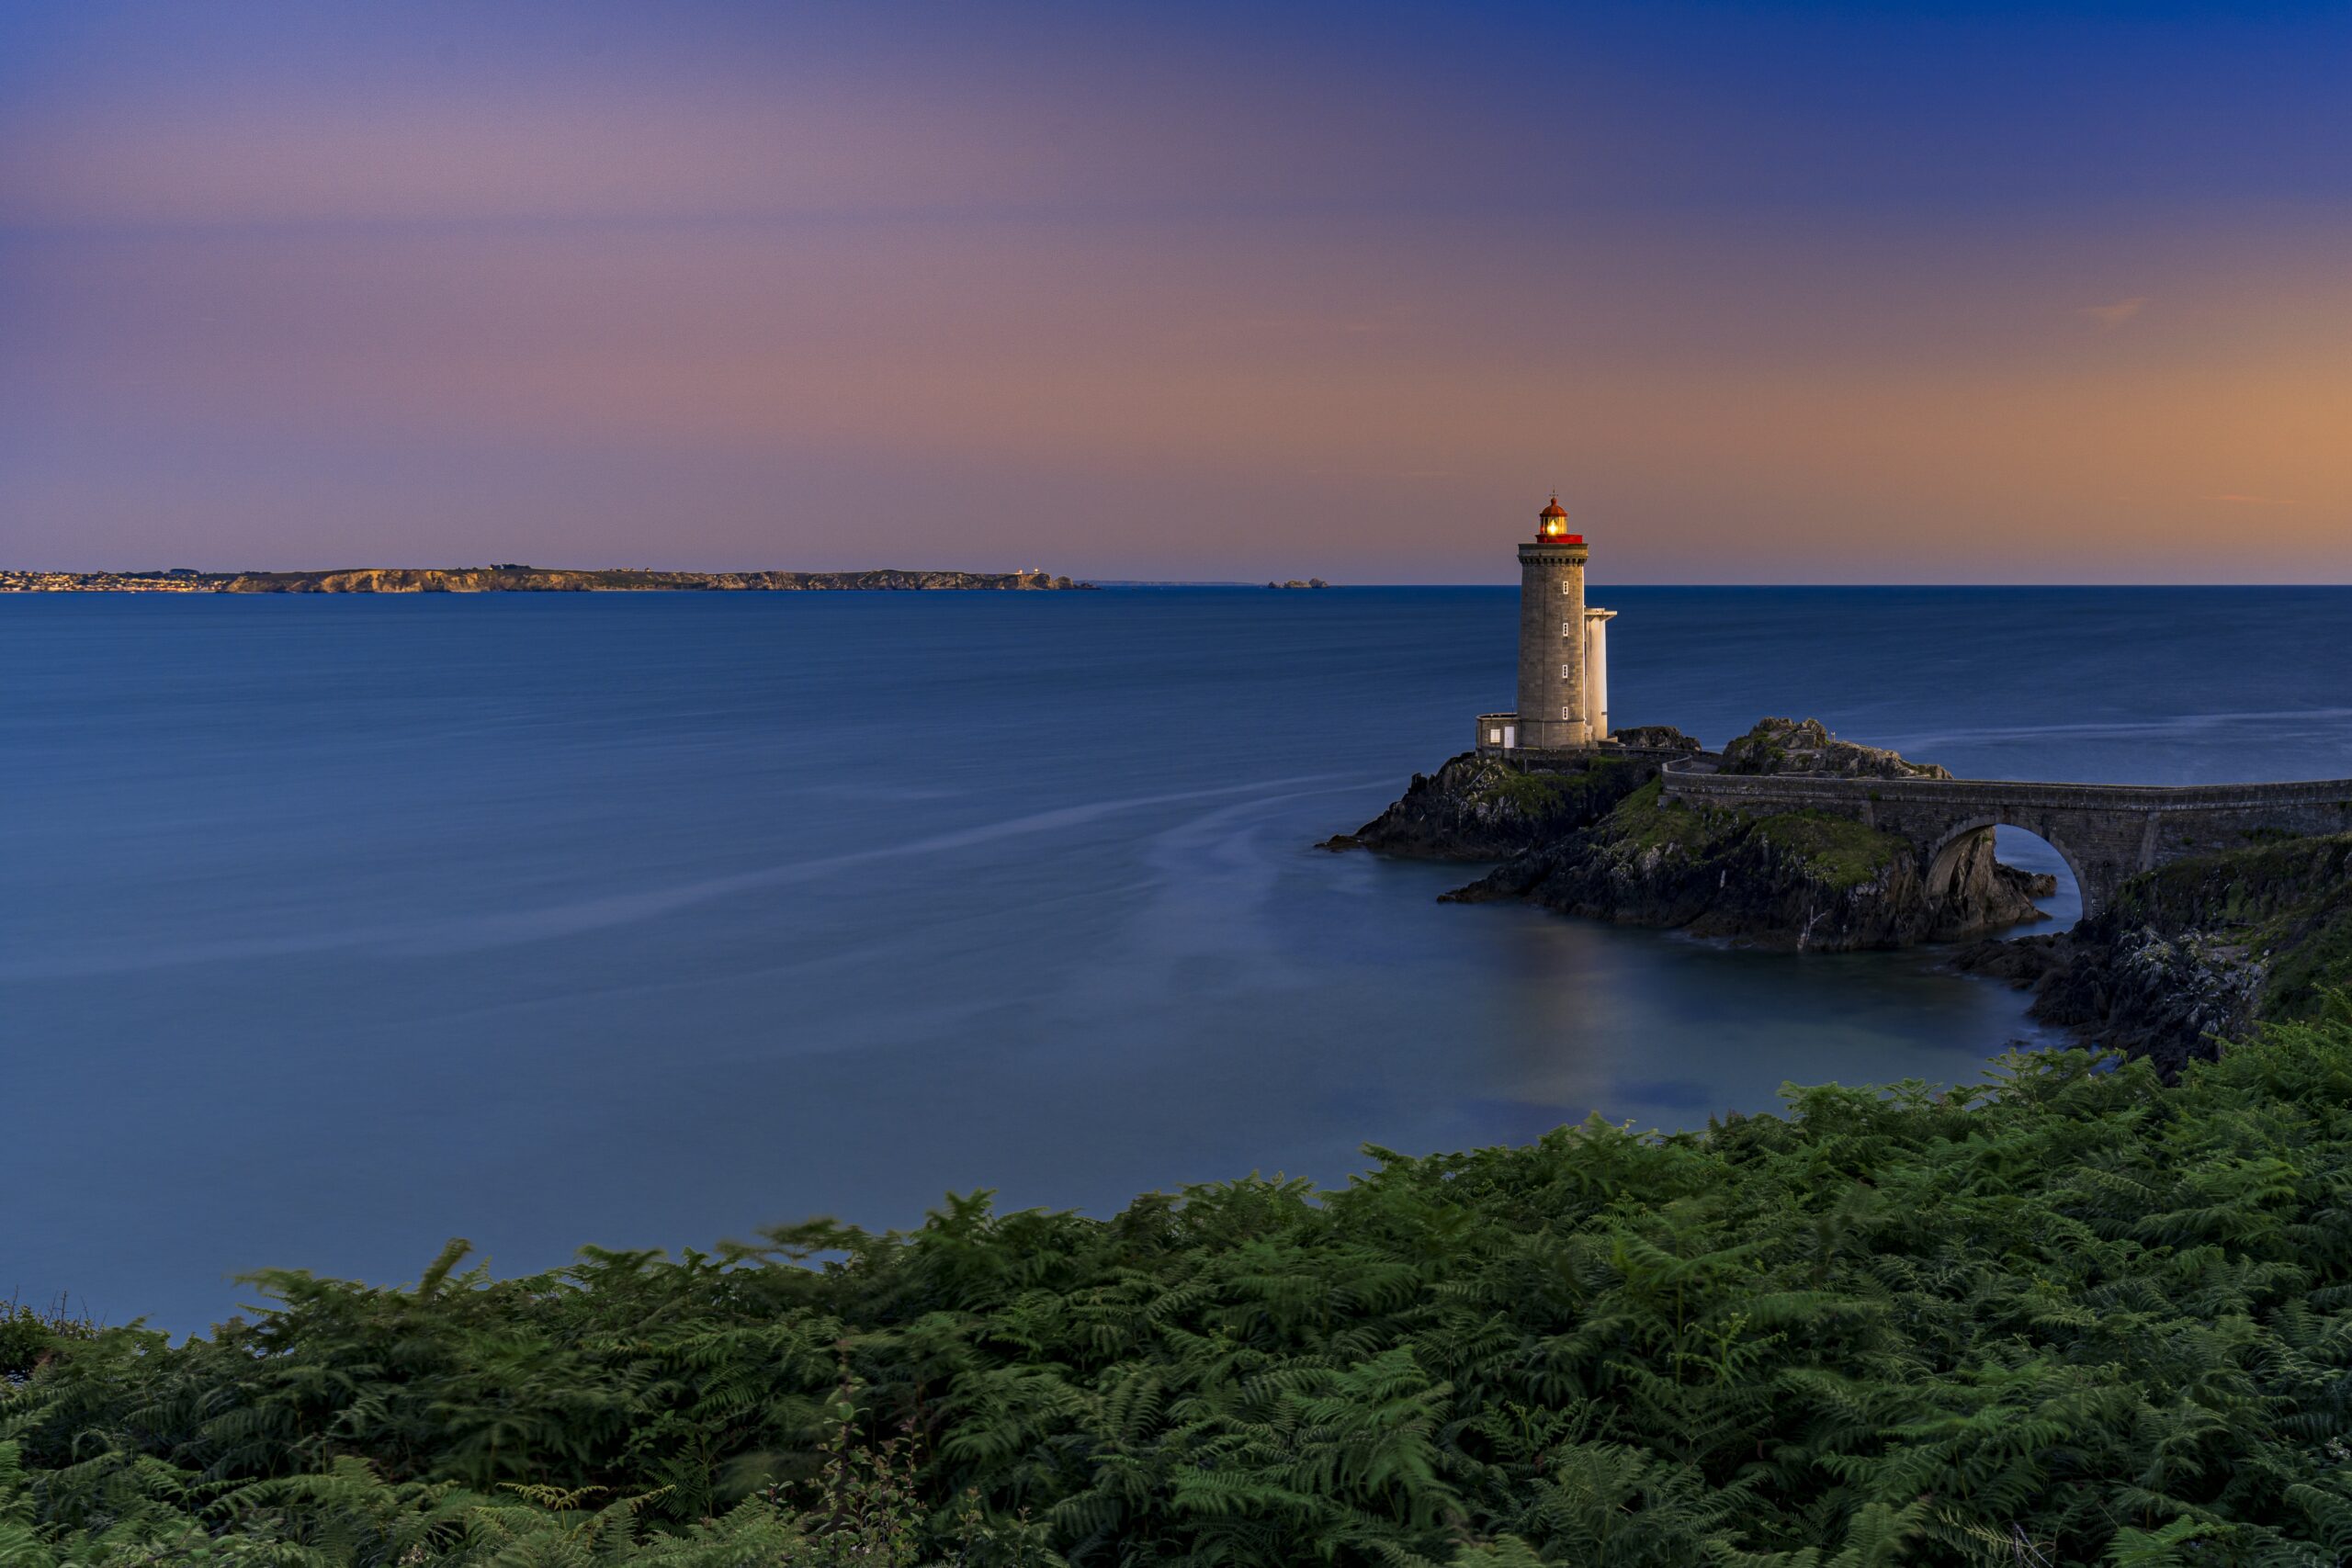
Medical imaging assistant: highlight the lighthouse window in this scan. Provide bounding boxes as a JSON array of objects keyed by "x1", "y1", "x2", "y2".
[{"x1": 1560, "y1": 663, "x2": 1571, "y2": 679}]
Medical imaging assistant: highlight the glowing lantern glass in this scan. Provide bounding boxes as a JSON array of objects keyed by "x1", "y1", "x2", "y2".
[{"x1": 1537, "y1": 495, "x2": 1572, "y2": 539}]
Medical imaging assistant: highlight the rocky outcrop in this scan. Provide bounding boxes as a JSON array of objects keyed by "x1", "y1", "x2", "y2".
[
  {"x1": 1446, "y1": 780, "x2": 2044, "y2": 950},
  {"x1": 1332, "y1": 720, "x2": 2048, "y2": 950},
  {"x1": 1955, "y1": 923, "x2": 2264, "y2": 1076},
  {"x1": 1719, "y1": 716, "x2": 1952, "y2": 781},
  {"x1": 204, "y1": 568, "x2": 1091, "y2": 593},
  {"x1": 1955, "y1": 829, "x2": 2352, "y2": 1073},
  {"x1": 1320, "y1": 752, "x2": 1657, "y2": 861},
  {"x1": 1612, "y1": 725, "x2": 1703, "y2": 753}
]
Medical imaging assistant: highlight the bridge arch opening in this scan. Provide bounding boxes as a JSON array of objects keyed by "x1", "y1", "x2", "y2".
[{"x1": 1925, "y1": 821, "x2": 2084, "y2": 933}]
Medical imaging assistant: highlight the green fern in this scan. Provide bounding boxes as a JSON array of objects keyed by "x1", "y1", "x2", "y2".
[{"x1": 17, "y1": 1021, "x2": 2352, "y2": 1562}]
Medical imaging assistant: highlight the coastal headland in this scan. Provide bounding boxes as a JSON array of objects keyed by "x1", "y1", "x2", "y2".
[
  {"x1": 1328, "y1": 717, "x2": 2055, "y2": 952},
  {"x1": 0, "y1": 566, "x2": 1093, "y2": 593},
  {"x1": 1330, "y1": 716, "x2": 2352, "y2": 1071}
]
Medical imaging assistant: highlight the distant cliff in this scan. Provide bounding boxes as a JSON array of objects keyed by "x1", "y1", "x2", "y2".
[
  {"x1": 216, "y1": 567, "x2": 1091, "y2": 593},
  {"x1": 0, "y1": 567, "x2": 1092, "y2": 593}
]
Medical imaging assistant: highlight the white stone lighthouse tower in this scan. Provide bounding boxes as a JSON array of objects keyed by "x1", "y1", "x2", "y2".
[{"x1": 1476, "y1": 494, "x2": 1616, "y2": 754}]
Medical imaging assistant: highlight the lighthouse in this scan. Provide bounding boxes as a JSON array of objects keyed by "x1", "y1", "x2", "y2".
[{"x1": 1476, "y1": 494, "x2": 1616, "y2": 754}]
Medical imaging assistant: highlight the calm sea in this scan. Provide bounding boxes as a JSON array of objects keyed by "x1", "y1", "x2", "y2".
[{"x1": 7, "y1": 586, "x2": 2351, "y2": 1330}]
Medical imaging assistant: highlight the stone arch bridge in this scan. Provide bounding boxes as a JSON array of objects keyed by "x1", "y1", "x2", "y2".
[{"x1": 1657, "y1": 762, "x2": 2352, "y2": 920}]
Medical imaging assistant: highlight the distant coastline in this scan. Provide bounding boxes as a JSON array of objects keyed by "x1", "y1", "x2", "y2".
[{"x1": 0, "y1": 566, "x2": 1093, "y2": 593}]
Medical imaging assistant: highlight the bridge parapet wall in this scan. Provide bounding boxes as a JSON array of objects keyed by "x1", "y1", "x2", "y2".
[
  {"x1": 1658, "y1": 767, "x2": 2352, "y2": 919},
  {"x1": 1662, "y1": 770, "x2": 2352, "y2": 816}
]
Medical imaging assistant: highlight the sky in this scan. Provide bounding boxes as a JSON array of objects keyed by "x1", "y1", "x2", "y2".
[{"x1": 3, "y1": 1, "x2": 2348, "y2": 582}]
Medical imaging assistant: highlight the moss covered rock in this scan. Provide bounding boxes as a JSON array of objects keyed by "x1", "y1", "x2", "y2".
[
  {"x1": 1334, "y1": 723, "x2": 2043, "y2": 949},
  {"x1": 1445, "y1": 780, "x2": 2039, "y2": 950}
]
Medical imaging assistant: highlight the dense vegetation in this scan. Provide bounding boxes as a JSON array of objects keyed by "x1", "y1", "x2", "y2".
[{"x1": 13, "y1": 1019, "x2": 2352, "y2": 1565}]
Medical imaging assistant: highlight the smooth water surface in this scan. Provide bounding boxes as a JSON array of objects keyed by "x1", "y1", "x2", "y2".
[{"x1": 6, "y1": 587, "x2": 2350, "y2": 1329}]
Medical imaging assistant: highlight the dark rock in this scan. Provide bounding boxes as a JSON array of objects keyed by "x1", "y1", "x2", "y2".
[
  {"x1": 1322, "y1": 751, "x2": 1657, "y2": 862},
  {"x1": 2032, "y1": 923, "x2": 2263, "y2": 1076},
  {"x1": 1611, "y1": 725, "x2": 1703, "y2": 752},
  {"x1": 1719, "y1": 717, "x2": 1951, "y2": 781},
  {"x1": 1953, "y1": 829, "x2": 2352, "y2": 1074},
  {"x1": 1951, "y1": 931, "x2": 2072, "y2": 985},
  {"x1": 1956, "y1": 920, "x2": 2262, "y2": 1077},
  {"x1": 1335, "y1": 717, "x2": 2042, "y2": 952}
]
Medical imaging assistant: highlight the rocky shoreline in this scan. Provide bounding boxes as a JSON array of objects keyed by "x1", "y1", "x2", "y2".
[
  {"x1": 1443, "y1": 776, "x2": 2050, "y2": 950},
  {"x1": 1328, "y1": 719, "x2": 2047, "y2": 952},
  {"x1": 1951, "y1": 829, "x2": 2352, "y2": 1074},
  {"x1": 1330, "y1": 717, "x2": 2352, "y2": 1071}
]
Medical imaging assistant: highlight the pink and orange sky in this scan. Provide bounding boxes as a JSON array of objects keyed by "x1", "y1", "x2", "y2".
[{"x1": 4, "y1": 2, "x2": 2348, "y2": 581}]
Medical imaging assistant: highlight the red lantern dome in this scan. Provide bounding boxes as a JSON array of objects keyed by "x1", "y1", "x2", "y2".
[{"x1": 1536, "y1": 494, "x2": 1579, "y2": 543}]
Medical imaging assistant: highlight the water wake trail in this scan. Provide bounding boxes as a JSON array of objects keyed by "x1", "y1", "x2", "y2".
[{"x1": 0, "y1": 773, "x2": 1385, "y2": 980}]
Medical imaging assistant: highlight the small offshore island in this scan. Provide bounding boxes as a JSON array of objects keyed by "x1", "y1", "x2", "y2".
[
  {"x1": 0, "y1": 565, "x2": 1093, "y2": 593},
  {"x1": 1332, "y1": 498, "x2": 2352, "y2": 1076}
]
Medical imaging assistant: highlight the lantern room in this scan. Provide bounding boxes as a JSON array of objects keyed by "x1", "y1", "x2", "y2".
[{"x1": 1536, "y1": 495, "x2": 1582, "y2": 544}]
